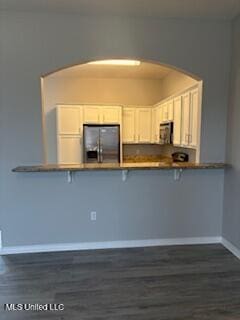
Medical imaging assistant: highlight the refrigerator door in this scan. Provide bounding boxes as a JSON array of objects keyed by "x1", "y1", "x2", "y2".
[
  {"x1": 83, "y1": 125, "x2": 100, "y2": 163},
  {"x1": 99, "y1": 126, "x2": 120, "y2": 163}
]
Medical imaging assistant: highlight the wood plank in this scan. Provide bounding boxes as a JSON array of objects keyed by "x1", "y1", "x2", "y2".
[{"x1": 0, "y1": 244, "x2": 240, "y2": 319}]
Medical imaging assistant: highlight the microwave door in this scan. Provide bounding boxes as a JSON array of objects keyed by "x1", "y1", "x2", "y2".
[
  {"x1": 84, "y1": 126, "x2": 100, "y2": 163},
  {"x1": 99, "y1": 126, "x2": 120, "y2": 163}
]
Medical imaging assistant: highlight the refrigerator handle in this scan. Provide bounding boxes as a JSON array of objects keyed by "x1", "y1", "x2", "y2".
[
  {"x1": 97, "y1": 136, "x2": 101, "y2": 163},
  {"x1": 99, "y1": 136, "x2": 103, "y2": 163}
]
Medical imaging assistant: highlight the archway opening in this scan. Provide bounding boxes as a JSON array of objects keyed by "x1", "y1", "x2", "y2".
[{"x1": 41, "y1": 59, "x2": 203, "y2": 165}]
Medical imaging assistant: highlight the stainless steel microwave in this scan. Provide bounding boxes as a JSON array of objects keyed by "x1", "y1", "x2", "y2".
[{"x1": 159, "y1": 122, "x2": 173, "y2": 145}]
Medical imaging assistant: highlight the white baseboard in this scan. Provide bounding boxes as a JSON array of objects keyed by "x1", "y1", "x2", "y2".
[
  {"x1": 0, "y1": 236, "x2": 221, "y2": 255},
  {"x1": 222, "y1": 237, "x2": 240, "y2": 260}
]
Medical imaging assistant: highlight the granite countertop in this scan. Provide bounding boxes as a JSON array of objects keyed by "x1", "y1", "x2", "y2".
[{"x1": 12, "y1": 162, "x2": 226, "y2": 172}]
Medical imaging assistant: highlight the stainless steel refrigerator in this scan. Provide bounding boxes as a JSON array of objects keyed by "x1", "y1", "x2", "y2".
[{"x1": 83, "y1": 125, "x2": 120, "y2": 163}]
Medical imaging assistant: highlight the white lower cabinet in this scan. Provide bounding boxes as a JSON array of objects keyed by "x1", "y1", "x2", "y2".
[{"x1": 58, "y1": 135, "x2": 82, "y2": 164}]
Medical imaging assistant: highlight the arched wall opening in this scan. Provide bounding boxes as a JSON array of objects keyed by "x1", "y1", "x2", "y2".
[{"x1": 41, "y1": 59, "x2": 203, "y2": 165}]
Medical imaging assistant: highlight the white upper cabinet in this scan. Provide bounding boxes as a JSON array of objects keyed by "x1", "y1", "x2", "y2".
[
  {"x1": 162, "y1": 103, "x2": 168, "y2": 122},
  {"x1": 137, "y1": 108, "x2": 152, "y2": 143},
  {"x1": 122, "y1": 107, "x2": 152, "y2": 144},
  {"x1": 173, "y1": 96, "x2": 182, "y2": 146},
  {"x1": 151, "y1": 107, "x2": 157, "y2": 143},
  {"x1": 189, "y1": 88, "x2": 199, "y2": 148},
  {"x1": 161, "y1": 99, "x2": 174, "y2": 122},
  {"x1": 83, "y1": 105, "x2": 122, "y2": 124},
  {"x1": 83, "y1": 105, "x2": 100, "y2": 124},
  {"x1": 167, "y1": 99, "x2": 174, "y2": 121},
  {"x1": 57, "y1": 105, "x2": 82, "y2": 135},
  {"x1": 180, "y1": 87, "x2": 199, "y2": 149},
  {"x1": 152, "y1": 106, "x2": 162, "y2": 143},
  {"x1": 181, "y1": 92, "x2": 191, "y2": 147},
  {"x1": 122, "y1": 108, "x2": 136, "y2": 143},
  {"x1": 101, "y1": 106, "x2": 122, "y2": 124}
]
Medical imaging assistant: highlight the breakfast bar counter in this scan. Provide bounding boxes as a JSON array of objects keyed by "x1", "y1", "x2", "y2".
[{"x1": 12, "y1": 162, "x2": 226, "y2": 172}]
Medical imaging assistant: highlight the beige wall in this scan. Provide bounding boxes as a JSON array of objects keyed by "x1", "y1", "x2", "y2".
[
  {"x1": 44, "y1": 76, "x2": 163, "y2": 107},
  {"x1": 161, "y1": 70, "x2": 198, "y2": 99}
]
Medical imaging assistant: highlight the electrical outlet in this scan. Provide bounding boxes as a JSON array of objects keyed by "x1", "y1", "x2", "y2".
[{"x1": 90, "y1": 211, "x2": 97, "y2": 221}]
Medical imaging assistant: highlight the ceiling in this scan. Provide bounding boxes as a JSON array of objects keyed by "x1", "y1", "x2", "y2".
[
  {"x1": 48, "y1": 62, "x2": 172, "y2": 80},
  {"x1": 0, "y1": 0, "x2": 240, "y2": 20}
]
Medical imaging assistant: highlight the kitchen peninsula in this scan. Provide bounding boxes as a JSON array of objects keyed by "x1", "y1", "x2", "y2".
[{"x1": 13, "y1": 162, "x2": 225, "y2": 172}]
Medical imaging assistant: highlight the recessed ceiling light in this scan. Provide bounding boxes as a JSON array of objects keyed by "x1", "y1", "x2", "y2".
[{"x1": 88, "y1": 60, "x2": 141, "y2": 66}]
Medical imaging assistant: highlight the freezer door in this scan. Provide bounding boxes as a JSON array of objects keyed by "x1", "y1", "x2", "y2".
[
  {"x1": 83, "y1": 126, "x2": 100, "y2": 163},
  {"x1": 99, "y1": 126, "x2": 120, "y2": 163}
]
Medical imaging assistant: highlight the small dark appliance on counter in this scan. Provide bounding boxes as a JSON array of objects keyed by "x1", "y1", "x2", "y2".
[{"x1": 172, "y1": 152, "x2": 189, "y2": 162}]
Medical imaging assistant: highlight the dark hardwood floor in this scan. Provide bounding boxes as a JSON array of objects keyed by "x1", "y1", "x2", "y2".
[{"x1": 0, "y1": 244, "x2": 240, "y2": 319}]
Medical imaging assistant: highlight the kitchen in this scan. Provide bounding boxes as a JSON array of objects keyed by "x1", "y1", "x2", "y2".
[{"x1": 41, "y1": 59, "x2": 202, "y2": 169}]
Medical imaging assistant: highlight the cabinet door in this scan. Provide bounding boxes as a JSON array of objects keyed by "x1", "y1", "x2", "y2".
[
  {"x1": 181, "y1": 92, "x2": 191, "y2": 146},
  {"x1": 83, "y1": 106, "x2": 100, "y2": 123},
  {"x1": 151, "y1": 107, "x2": 157, "y2": 143},
  {"x1": 153, "y1": 106, "x2": 162, "y2": 143},
  {"x1": 167, "y1": 99, "x2": 174, "y2": 121},
  {"x1": 102, "y1": 106, "x2": 121, "y2": 124},
  {"x1": 162, "y1": 103, "x2": 168, "y2": 122},
  {"x1": 122, "y1": 108, "x2": 136, "y2": 143},
  {"x1": 173, "y1": 96, "x2": 182, "y2": 146},
  {"x1": 151, "y1": 107, "x2": 158, "y2": 143},
  {"x1": 58, "y1": 136, "x2": 81, "y2": 164},
  {"x1": 57, "y1": 106, "x2": 80, "y2": 135},
  {"x1": 158, "y1": 105, "x2": 163, "y2": 124},
  {"x1": 189, "y1": 88, "x2": 199, "y2": 148},
  {"x1": 137, "y1": 108, "x2": 152, "y2": 143}
]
